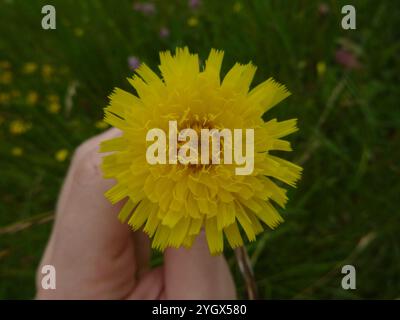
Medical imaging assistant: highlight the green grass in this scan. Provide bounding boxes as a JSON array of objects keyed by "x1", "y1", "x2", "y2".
[{"x1": 0, "y1": 0, "x2": 399, "y2": 299}]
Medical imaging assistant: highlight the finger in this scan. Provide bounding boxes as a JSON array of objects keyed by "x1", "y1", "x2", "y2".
[
  {"x1": 39, "y1": 128, "x2": 125, "y2": 267},
  {"x1": 128, "y1": 267, "x2": 164, "y2": 300},
  {"x1": 133, "y1": 231, "x2": 151, "y2": 278},
  {"x1": 37, "y1": 128, "x2": 139, "y2": 297},
  {"x1": 53, "y1": 128, "x2": 132, "y2": 256},
  {"x1": 163, "y1": 232, "x2": 237, "y2": 299},
  {"x1": 56, "y1": 128, "x2": 121, "y2": 215}
]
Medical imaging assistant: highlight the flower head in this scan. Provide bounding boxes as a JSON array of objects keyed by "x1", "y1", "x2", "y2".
[
  {"x1": 335, "y1": 48, "x2": 361, "y2": 70},
  {"x1": 55, "y1": 149, "x2": 69, "y2": 162},
  {"x1": 48, "y1": 101, "x2": 61, "y2": 114},
  {"x1": 11, "y1": 147, "x2": 23, "y2": 157},
  {"x1": 9, "y1": 120, "x2": 31, "y2": 135},
  {"x1": 42, "y1": 64, "x2": 54, "y2": 80},
  {"x1": 0, "y1": 61, "x2": 11, "y2": 69},
  {"x1": 318, "y1": 3, "x2": 330, "y2": 17},
  {"x1": 47, "y1": 94, "x2": 61, "y2": 113},
  {"x1": 26, "y1": 91, "x2": 39, "y2": 106},
  {"x1": 233, "y1": 1, "x2": 242, "y2": 13},
  {"x1": 128, "y1": 56, "x2": 141, "y2": 71},
  {"x1": 0, "y1": 71, "x2": 13, "y2": 85},
  {"x1": 316, "y1": 61, "x2": 327, "y2": 77},
  {"x1": 133, "y1": 2, "x2": 156, "y2": 15},
  {"x1": 95, "y1": 120, "x2": 110, "y2": 130},
  {"x1": 101, "y1": 48, "x2": 302, "y2": 254},
  {"x1": 188, "y1": 0, "x2": 201, "y2": 10},
  {"x1": 22, "y1": 62, "x2": 38, "y2": 74},
  {"x1": 187, "y1": 17, "x2": 199, "y2": 27},
  {"x1": 0, "y1": 92, "x2": 11, "y2": 104},
  {"x1": 159, "y1": 26, "x2": 170, "y2": 39}
]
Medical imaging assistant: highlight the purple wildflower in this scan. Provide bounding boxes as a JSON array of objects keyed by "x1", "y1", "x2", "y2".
[
  {"x1": 128, "y1": 56, "x2": 141, "y2": 71},
  {"x1": 133, "y1": 2, "x2": 156, "y2": 15},
  {"x1": 188, "y1": 0, "x2": 201, "y2": 10},
  {"x1": 159, "y1": 26, "x2": 170, "y2": 39},
  {"x1": 335, "y1": 48, "x2": 361, "y2": 70},
  {"x1": 318, "y1": 3, "x2": 330, "y2": 17}
]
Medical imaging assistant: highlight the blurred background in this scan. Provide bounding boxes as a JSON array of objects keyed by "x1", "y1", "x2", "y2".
[{"x1": 0, "y1": 0, "x2": 399, "y2": 299}]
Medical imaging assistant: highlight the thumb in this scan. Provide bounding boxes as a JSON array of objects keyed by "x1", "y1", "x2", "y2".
[{"x1": 163, "y1": 232, "x2": 237, "y2": 299}]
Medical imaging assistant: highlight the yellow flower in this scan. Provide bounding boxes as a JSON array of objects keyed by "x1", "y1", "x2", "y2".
[
  {"x1": 11, "y1": 147, "x2": 23, "y2": 157},
  {"x1": 9, "y1": 120, "x2": 31, "y2": 135},
  {"x1": 0, "y1": 61, "x2": 11, "y2": 69},
  {"x1": 48, "y1": 102, "x2": 61, "y2": 114},
  {"x1": 187, "y1": 17, "x2": 199, "y2": 27},
  {"x1": 74, "y1": 28, "x2": 84, "y2": 37},
  {"x1": 46, "y1": 94, "x2": 61, "y2": 113},
  {"x1": 0, "y1": 92, "x2": 11, "y2": 104},
  {"x1": 42, "y1": 64, "x2": 54, "y2": 79},
  {"x1": 11, "y1": 90, "x2": 21, "y2": 98},
  {"x1": 95, "y1": 120, "x2": 110, "y2": 129},
  {"x1": 0, "y1": 71, "x2": 12, "y2": 84},
  {"x1": 47, "y1": 94, "x2": 59, "y2": 103},
  {"x1": 22, "y1": 62, "x2": 38, "y2": 74},
  {"x1": 316, "y1": 61, "x2": 326, "y2": 77},
  {"x1": 100, "y1": 48, "x2": 302, "y2": 254},
  {"x1": 26, "y1": 91, "x2": 39, "y2": 106},
  {"x1": 233, "y1": 2, "x2": 242, "y2": 12},
  {"x1": 55, "y1": 149, "x2": 69, "y2": 162}
]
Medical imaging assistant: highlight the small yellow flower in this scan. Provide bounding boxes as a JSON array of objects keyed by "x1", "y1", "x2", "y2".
[
  {"x1": 48, "y1": 102, "x2": 61, "y2": 114},
  {"x1": 11, "y1": 147, "x2": 23, "y2": 157},
  {"x1": 187, "y1": 17, "x2": 199, "y2": 27},
  {"x1": 0, "y1": 71, "x2": 13, "y2": 84},
  {"x1": 74, "y1": 28, "x2": 84, "y2": 37},
  {"x1": 0, "y1": 92, "x2": 11, "y2": 104},
  {"x1": 47, "y1": 94, "x2": 60, "y2": 103},
  {"x1": 0, "y1": 61, "x2": 11, "y2": 69},
  {"x1": 233, "y1": 1, "x2": 242, "y2": 12},
  {"x1": 22, "y1": 62, "x2": 38, "y2": 74},
  {"x1": 9, "y1": 120, "x2": 31, "y2": 135},
  {"x1": 316, "y1": 61, "x2": 326, "y2": 77},
  {"x1": 95, "y1": 120, "x2": 110, "y2": 129},
  {"x1": 26, "y1": 91, "x2": 39, "y2": 106},
  {"x1": 42, "y1": 64, "x2": 54, "y2": 79},
  {"x1": 11, "y1": 90, "x2": 21, "y2": 98},
  {"x1": 55, "y1": 149, "x2": 69, "y2": 162}
]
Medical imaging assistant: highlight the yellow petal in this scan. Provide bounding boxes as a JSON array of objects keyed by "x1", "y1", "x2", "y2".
[
  {"x1": 128, "y1": 200, "x2": 155, "y2": 229},
  {"x1": 235, "y1": 203, "x2": 256, "y2": 241},
  {"x1": 168, "y1": 217, "x2": 190, "y2": 247},
  {"x1": 248, "y1": 77, "x2": 291, "y2": 111},
  {"x1": 224, "y1": 222, "x2": 243, "y2": 248},
  {"x1": 205, "y1": 217, "x2": 224, "y2": 255},
  {"x1": 119, "y1": 199, "x2": 136, "y2": 222},
  {"x1": 254, "y1": 199, "x2": 284, "y2": 229},
  {"x1": 189, "y1": 218, "x2": 203, "y2": 235}
]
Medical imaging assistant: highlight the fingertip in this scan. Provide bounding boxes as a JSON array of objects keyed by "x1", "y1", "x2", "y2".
[
  {"x1": 163, "y1": 232, "x2": 237, "y2": 299},
  {"x1": 128, "y1": 267, "x2": 164, "y2": 300}
]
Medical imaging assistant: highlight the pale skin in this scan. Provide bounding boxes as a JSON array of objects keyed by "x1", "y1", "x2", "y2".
[{"x1": 36, "y1": 128, "x2": 236, "y2": 299}]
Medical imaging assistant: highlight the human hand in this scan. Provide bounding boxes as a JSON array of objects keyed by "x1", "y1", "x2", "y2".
[{"x1": 36, "y1": 128, "x2": 236, "y2": 300}]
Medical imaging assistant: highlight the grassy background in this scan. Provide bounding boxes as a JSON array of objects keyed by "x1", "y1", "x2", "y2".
[{"x1": 0, "y1": 0, "x2": 399, "y2": 299}]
